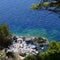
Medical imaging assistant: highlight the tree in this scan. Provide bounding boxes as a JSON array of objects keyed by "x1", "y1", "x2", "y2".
[
  {"x1": 48, "y1": 40, "x2": 58, "y2": 50},
  {"x1": 0, "y1": 24, "x2": 13, "y2": 49},
  {"x1": 40, "y1": 41, "x2": 60, "y2": 60},
  {"x1": 24, "y1": 55, "x2": 37, "y2": 60}
]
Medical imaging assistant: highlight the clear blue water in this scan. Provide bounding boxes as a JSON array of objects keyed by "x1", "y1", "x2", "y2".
[{"x1": 0, "y1": 0, "x2": 60, "y2": 41}]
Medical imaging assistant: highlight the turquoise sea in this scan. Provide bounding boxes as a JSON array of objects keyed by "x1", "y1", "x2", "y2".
[{"x1": 0, "y1": 0, "x2": 60, "y2": 41}]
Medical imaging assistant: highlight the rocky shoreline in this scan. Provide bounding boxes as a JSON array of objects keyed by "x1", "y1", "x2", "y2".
[
  {"x1": 5, "y1": 36, "x2": 49, "y2": 59},
  {"x1": 0, "y1": 36, "x2": 49, "y2": 60}
]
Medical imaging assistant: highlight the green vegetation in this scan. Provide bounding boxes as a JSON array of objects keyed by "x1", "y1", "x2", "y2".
[
  {"x1": 40, "y1": 41, "x2": 60, "y2": 60},
  {"x1": 6, "y1": 52, "x2": 14, "y2": 58},
  {"x1": 31, "y1": 2, "x2": 44, "y2": 9},
  {"x1": 24, "y1": 41, "x2": 60, "y2": 60},
  {"x1": 31, "y1": 0, "x2": 60, "y2": 17},
  {"x1": 42, "y1": 2, "x2": 50, "y2": 9},
  {"x1": 31, "y1": 1, "x2": 58, "y2": 9},
  {"x1": 0, "y1": 52, "x2": 4, "y2": 59},
  {"x1": 31, "y1": 4, "x2": 40, "y2": 9},
  {"x1": 24, "y1": 54, "x2": 37, "y2": 60},
  {"x1": 0, "y1": 24, "x2": 13, "y2": 49}
]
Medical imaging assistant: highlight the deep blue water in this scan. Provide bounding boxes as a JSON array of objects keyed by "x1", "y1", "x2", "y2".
[{"x1": 0, "y1": 0, "x2": 60, "y2": 41}]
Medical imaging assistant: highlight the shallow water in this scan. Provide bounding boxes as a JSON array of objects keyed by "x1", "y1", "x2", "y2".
[{"x1": 0, "y1": 0, "x2": 60, "y2": 41}]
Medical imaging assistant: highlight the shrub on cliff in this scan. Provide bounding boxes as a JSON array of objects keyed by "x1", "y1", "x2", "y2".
[
  {"x1": 40, "y1": 41, "x2": 60, "y2": 60},
  {"x1": 0, "y1": 24, "x2": 13, "y2": 49},
  {"x1": 24, "y1": 54, "x2": 37, "y2": 60}
]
